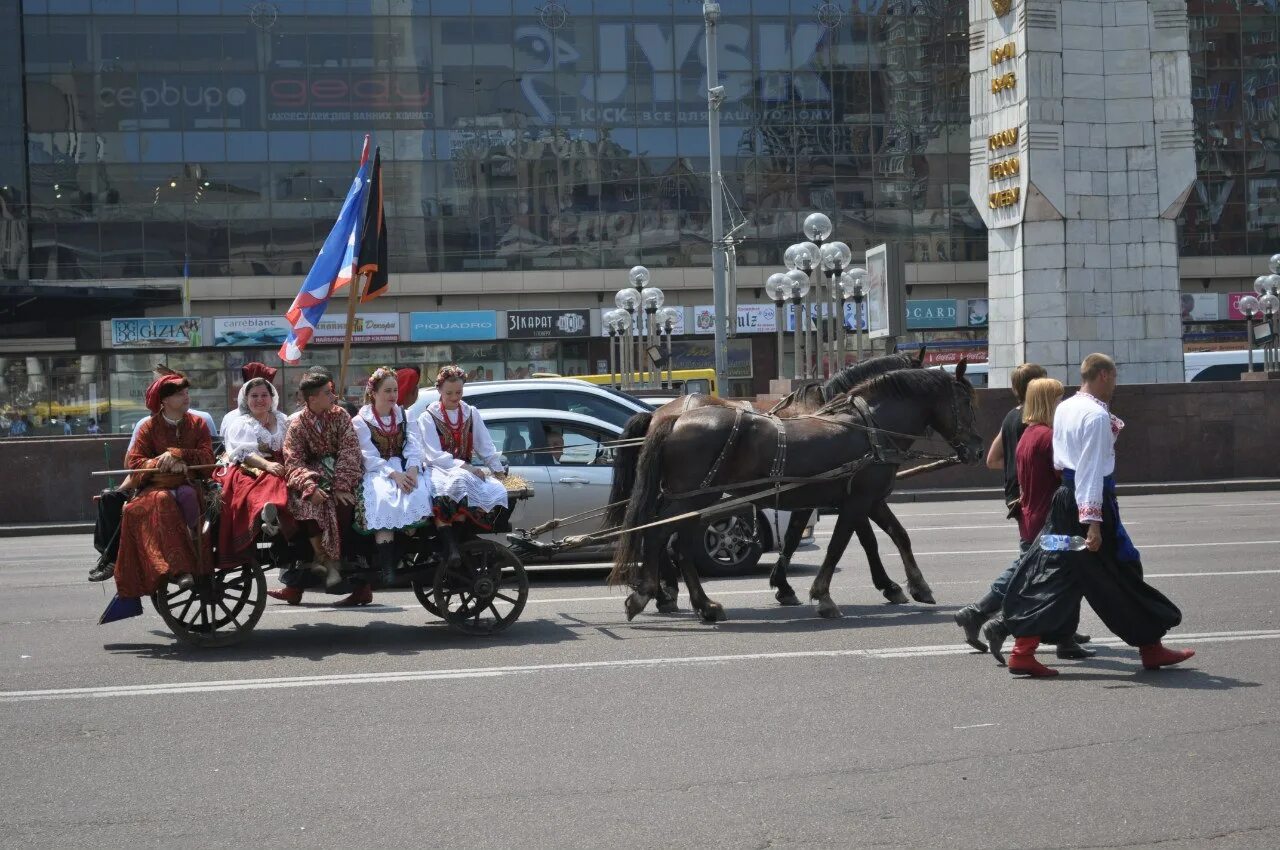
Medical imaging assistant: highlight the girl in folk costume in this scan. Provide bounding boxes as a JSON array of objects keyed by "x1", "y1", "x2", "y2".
[
  {"x1": 1000, "y1": 354, "x2": 1194, "y2": 677},
  {"x1": 271, "y1": 370, "x2": 364, "y2": 606},
  {"x1": 415, "y1": 365, "x2": 509, "y2": 568},
  {"x1": 104, "y1": 368, "x2": 215, "y2": 622},
  {"x1": 351, "y1": 366, "x2": 435, "y2": 584},
  {"x1": 213, "y1": 371, "x2": 294, "y2": 568}
]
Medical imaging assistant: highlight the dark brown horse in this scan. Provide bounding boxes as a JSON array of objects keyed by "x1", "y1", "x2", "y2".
[
  {"x1": 607, "y1": 366, "x2": 983, "y2": 623},
  {"x1": 606, "y1": 351, "x2": 935, "y2": 606}
]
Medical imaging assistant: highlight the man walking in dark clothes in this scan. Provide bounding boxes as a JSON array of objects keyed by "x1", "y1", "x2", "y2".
[
  {"x1": 998, "y1": 353, "x2": 1195, "y2": 676},
  {"x1": 952, "y1": 363, "x2": 1091, "y2": 659}
]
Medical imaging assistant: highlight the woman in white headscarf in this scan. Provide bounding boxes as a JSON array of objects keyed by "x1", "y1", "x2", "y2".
[{"x1": 214, "y1": 374, "x2": 294, "y2": 568}]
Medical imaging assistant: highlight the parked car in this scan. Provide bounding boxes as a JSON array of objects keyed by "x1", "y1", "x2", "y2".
[
  {"x1": 408, "y1": 378, "x2": 652, "y2": 429},
  {"x1": 475, "y1": 408, "x2": 811, "y2": 575}
]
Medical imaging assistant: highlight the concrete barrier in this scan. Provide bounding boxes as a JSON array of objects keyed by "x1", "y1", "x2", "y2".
[
  {"x1": 895, "y1": 379, "x2": 1280, "y2": 491},
  {"x1": 0, "y1": 436, "x2": 132, "y2": 524},
  {"x1": 1, "y1": 379, "x2": 1276, "y2": 523}
]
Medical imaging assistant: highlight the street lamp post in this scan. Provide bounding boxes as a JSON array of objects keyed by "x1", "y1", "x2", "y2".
[
  {"x1": 803, "y1": 213, "x2": 834, "y2": 376},
  {"x1": 784, "y1": 243, "x2": 819, "y2": 378},
  {"x1": 614, "y1": 287, "x2": 640, "y2": 390},
  {"x1": 840, "y1": 267, "x2": 868, "y2": 362},
  {"x1": 784, "y1": 269, "x2": 812, "y2": 380},
  {"x1": 641, "y1": 284, "x2": 665, "y2": 388},
  {"x1": 819, "y1": 240, "x2": 852, "y2": 375},
  {"x1": 766, "y1": 272, "x2": 789, "y2": 381},
  {"x1": 657, "y1": 306, "x2": 679, "y2": 388}
]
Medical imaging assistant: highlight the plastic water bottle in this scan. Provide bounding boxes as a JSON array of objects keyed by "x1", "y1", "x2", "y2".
[{"x1": 1039, "y1": 533, "x2": 1088, "y2": 552}]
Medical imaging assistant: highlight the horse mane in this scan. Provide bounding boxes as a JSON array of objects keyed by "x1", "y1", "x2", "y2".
[
  {"x1": 819, "y1": 368, "x2": 970, "y2": 414},
  {"x1": 822, "y1": 352, "x2": 916, "y2": 397}
]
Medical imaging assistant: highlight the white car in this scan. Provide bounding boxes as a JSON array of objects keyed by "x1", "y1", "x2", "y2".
[
  {"x1": 408, "y1": 378, "x2": 653, "y2": 430},
  {"x1": 475, "y1": 408, "x2": 810, "y2": 574}
]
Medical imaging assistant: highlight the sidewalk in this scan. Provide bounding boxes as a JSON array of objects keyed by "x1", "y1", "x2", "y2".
[{"x1": 3, "y1": 479, "x2": 1279, "y2": 538}]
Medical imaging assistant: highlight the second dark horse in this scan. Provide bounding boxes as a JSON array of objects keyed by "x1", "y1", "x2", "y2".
[
  {"x1": 606, "y1": 352, "x2": 937, "y2": 607},
  {"x1": 608, "y1": 367, "x2": 984, "y2": 623}
]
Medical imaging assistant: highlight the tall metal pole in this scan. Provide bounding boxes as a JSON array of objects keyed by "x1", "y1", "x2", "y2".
[
  {"x1": 774, "y1": 299, "x2": 785, "y2": 380},
  {"x1": 835, "y1": 285, "x2": 847, "y2": 371},
  {"x1": 788, "y1": 298, "x2": 798, "y2": 378},
  {"x1": 608, "y1": 328, "x2": 618, "y2": 389},
  {"x1": 704, "y1": 2, "x2": 729, "y2": 393}
]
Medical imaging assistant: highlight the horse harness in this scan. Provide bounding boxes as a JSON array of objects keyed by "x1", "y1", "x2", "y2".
[{"x1": 694, "y1": 397, "x2": 899, "y2": 495}]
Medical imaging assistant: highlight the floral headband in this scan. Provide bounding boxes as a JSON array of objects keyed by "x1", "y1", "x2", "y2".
[
  {"x1": 364, "y1": 366, "x2": 399, "y2": 405},
  {"x1": 436, "y1": 364, "x2": 467, "y2": 387}
]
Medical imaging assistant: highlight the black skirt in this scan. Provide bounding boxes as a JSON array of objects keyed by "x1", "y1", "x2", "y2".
[{"x1": 1001, "y1": 473, "x2": 1182, "y2": 647}]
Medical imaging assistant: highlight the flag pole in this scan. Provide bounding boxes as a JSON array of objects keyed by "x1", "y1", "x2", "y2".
[{"x1": 338, "y1": 273, "x2": 365, "y2": 402}]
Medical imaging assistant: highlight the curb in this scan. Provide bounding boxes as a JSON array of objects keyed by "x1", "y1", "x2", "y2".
[
  {"x1": 3, "y1": 479, "x2": 1279, "y2": 537},
  {"x1": 889, "y1": 478, "x2": 1280, "y2": 503},
  {"x1": 0, "y1": 523, "x2": 94, "y2": 539}
]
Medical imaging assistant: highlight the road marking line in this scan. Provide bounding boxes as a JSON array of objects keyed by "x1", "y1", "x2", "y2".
[
  {"x1": 253, "y1": 566, "x2": 1280, "y2": 617},
  {"x1": 954, "y1": 723, "x2": 998, "y2": 730},
  {"x1": 2, "y1": 629, "x2": 1276, "y2": 703}
]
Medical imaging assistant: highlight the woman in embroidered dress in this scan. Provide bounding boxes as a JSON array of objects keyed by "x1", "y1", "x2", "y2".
[
  {"x1": 415, "y1": 365, "x2": 509, "y2": 568},
  {"x1": 999, "y1": 354, "x2": 1194, "y2": 677},
  {"x1": 270, "y1": 371, "x2": 364, "y2": 606},
  {"x1": 351, "y1": 367, "x2": 435, "y2": 585},
  {"x1": 213, "y1": 375, "x2": 294, "y2": 568}
]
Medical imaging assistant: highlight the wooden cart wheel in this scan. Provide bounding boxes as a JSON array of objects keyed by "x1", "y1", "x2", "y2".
[
  {"x1": 152, "y1": 563, "x2": 266, "y2": 648},
  {"x1": 432, "y1": 540, "x2": 529, "y2": 636},
  {"x1": 411, "y1": 578, "x2": 445, "y2": 618}
]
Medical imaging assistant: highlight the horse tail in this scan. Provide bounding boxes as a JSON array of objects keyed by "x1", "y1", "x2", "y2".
[
  {"x1": 605, "y1": 411, "x2": 653, "y2": 528},
  {"x1": 608, "y1": 415, "x2": 676, "y2": 587}
]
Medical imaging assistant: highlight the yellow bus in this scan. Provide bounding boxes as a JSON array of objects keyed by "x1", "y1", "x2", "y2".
[{"x1": 536, "y1": 369, "x2": 719, "y2": 397}]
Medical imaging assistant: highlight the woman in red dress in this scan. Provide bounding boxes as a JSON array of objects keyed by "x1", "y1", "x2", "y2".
[
  {"x1": 214, "y1": 374, "x2": 294, "y2": 568},
  {"x1": 108, "y1": 370, "x2": 215, "y2": 616},
  {"x1": 267, "y1": 371, "x2": 364, "y2": 606}
]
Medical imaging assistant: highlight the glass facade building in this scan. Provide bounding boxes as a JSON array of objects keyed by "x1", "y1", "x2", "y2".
[
  {"x1": 2, "y1": 1, "x2": 1278, "y2": 432},
  {"x1": 9, "y1": 2, "x2": 1278, "y2": 283}
]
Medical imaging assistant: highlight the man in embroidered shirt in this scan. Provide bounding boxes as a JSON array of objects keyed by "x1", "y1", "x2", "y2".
[{"x1": 996, "y1": 353, "x2": 1195, "y2": 677}]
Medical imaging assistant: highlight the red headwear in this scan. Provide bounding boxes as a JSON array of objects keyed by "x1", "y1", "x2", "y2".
[
  {"x1": 396, "y1": 367, "x2": 421, "y2": 407},
  {"x1": 144, "y1": 366, "x2": 190, "y2": 415},
  {"x1": 242, "y1": 361, "x2": 278, "y2": 383}
]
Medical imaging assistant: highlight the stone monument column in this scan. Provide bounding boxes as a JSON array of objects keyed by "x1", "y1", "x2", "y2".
[{"x1": 969, "y1": 0, "x2": 1196, "y2": 386}]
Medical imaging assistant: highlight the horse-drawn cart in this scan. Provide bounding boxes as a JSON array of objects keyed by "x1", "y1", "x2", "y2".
[{"x1": 100, "y1": 476, "x2": 535, "y2": 648}]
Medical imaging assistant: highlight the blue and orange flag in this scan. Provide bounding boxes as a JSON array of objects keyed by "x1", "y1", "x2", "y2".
[{"x1": 278, "y1": 136, "x2": 374, "y2": 364}]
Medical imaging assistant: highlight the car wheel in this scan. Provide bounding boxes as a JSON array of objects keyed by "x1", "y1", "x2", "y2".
[{"x1": 692, "y1": 512, "x2": 764, "y2": 577}]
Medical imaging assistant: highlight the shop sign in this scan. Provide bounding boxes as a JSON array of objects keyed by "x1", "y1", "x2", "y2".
[
  {"x1": 212, "y1": 313, "x2": 399, "y2": 347},
  {"x1": 507, "y1": 309, "x2": 591, "y2": 339},
  {"x1": 692, "y1": 304, "x2": 779, "y2": 334},
  {"x1": 109, "y1": 317, "x2": 204, "y2": 349},
  {"x1": 966, "y1": 298, "x2": 989, "y2": 327},
  {"x1": 924, "y1": 348, "x2": 989, "y2": 366},
  {"x1": 1180, "y1": 293, "x2": 1220, "y2": 322},
  {"x1": 784, "y1": 302, "x2": 866, "y2": 332},
  {"x1": 905, "y1": 299, "x2": 959, "y2": 329},
  {"x1": 668, "y1": 339, "x2": 754, "y2": 379},
  {"x1": 1227, "y1": 293, "x2": 1263, "y2": 322},
  {"x1": 598, "y1": 307, "x2": 685, "y2": 337},
  {"x1": 410, "y1": 311, "x2": 498, "y2": 342}
]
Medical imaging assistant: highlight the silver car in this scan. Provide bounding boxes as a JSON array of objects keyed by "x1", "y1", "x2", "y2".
[{"x1": 476, "y1": 408, "x2": 810, "y2": 575}]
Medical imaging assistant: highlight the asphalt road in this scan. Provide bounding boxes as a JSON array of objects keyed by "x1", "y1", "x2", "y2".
[{"x1": 2, "y1": 492, "x2": 1278, "y2": 850}]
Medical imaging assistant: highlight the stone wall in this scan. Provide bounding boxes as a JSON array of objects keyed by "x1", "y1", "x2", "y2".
[
  {"x1": 897, "y1": 378, "x2": 1280, "y2": 491},
  {"x1": 0, "y1": 436, "x2": 132, "y2": 525},
  {"x1": 1, "y1": 381, "x2": 1276, "y2": 523}
]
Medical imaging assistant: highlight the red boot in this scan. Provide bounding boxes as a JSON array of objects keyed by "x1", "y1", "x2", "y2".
[
  {"x1": 333, "y1": 584, "x2": 373, "y2": 607},
  {"x1": 267, "y1": 586, "x2": 303, "y2": 605},
  {"x1": 1140, "y1": 643, "x2": 1195, "y2": 670},
  {"x1": 1008, "y1": 637, "x2": 1059, "y2": 677}
]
